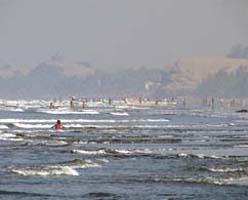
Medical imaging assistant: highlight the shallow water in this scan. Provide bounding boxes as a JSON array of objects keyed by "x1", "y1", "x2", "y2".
[{"x1": 1, "y1": 101, "x2": 248, "y2": 199}]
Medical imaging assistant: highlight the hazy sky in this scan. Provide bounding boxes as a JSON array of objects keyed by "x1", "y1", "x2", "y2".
[{"x1": 0, "y1": 0, "x2": 248, "y2": 70}]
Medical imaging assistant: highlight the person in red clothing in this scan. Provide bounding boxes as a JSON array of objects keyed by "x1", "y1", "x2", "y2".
[{"x1": 53, "y1": 120, "x2": 63, "y2": 130}]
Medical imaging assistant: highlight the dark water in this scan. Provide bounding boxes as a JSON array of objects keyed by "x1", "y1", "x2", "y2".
[{"x1": 1, "y1": 101, "x2": 248, "y2": 199}]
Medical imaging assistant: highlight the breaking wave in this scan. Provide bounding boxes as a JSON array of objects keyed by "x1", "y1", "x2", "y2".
[
  {"x1": 132, "y1": 175, "x2": 248, "y2": 186},
  {"x1": 71, "y1": 148, "x2": 153, "y2": 155},
  {"x1": 0, "y1": 133, "x2": 23, "y2": 141},
  {"x1": 0, "y1": 118, "x2": 170, "y2": 124},
  {"x1": 13, "y1": 123, "x2": 52, "y2": 129},
  {"x1": 12, "y1": 166, "x2": 79, "y2": 176},
  {"x1": 110, "y1": 112, "x2": 129, "y2": 116},
  {"x1": 202, "y1": 166, "x2": 248, "y2": 173},
  {"x1": 11, "y1": 159, "x2": 106, "y2": 177},
  {"x1": 0, "y1": 125, "x2": 9, "y2": 129},
  {"x1": 38, "y1": 109, "x2": 99, "y2": 115}
]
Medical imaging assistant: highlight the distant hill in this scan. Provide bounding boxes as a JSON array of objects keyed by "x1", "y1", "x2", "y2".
[
  {"x1": 197, "y1": 66, "x2": 248, "y2": 97},
  {"x1": 0, "y1": 64, "x2": 33, "y2": 78},
  {"x1": 0, "y1": 57, "x2": 167, "y2": 99},
  {"x1": 2, "y1": 55, "x2": 248, "y2": 99},
  {"x1": 38, "y1": 56, "x2": 96, "y2": 78},
  {"x1": 0, "y1": 56, "x2": 98, "y2": 98},
  {"x1": 164, "y1": 57, "x2": 248, "y2": 95},
  {"x1": 0, "y1": 56, "x2": 95, "y2": 79}
]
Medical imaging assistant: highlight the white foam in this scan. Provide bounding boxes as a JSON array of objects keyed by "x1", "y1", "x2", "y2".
[
  {"x1": 143, "y1": 119, "x2": 170, "y2": 122},
  {"x1": 0, "y1": 118, "x2": 115, "y2": 123},
  {"x1": 235, "y1": 144, "x2": 248, "y2": 148},
  {"x1": 197, "y1": 154, "x2": 205, "y2": 158},
  {"x1": 176, "y1": 176, "x2": 228, "y2": 185},
  {"x1": 0, "y1": 125, "x2": 9, "y2": 129},
  {"x1": 0, "y1": 133, "x2": 16, "y2": 137},
  {"x1": 0, "y1": 122, "x2": 226, "y2": 130},
  {"x1": 208, "y1": 155, "x2": 223, "y2": 159},
  {"x1": 177, "y1": 153, "x2": 224, "y2": 159},
  {"x1": 207, "y1": 167, "x2": 244, "y2": 173},
  {"x1": 39, "y1": 109, "x2": 99, "y2": 115},
  {"x1": 28, "y1": 140, "x2": 68, "y2": 146},
  {"x1": 71, "y1": 148, "x2": 154, "y2": 155},
  {"x1": 64, "y1": 124, "x2": 85, "y2": 128},
  {"x1": 76, "y1": 162, "x2": 101, "y2": 168},
  {"x1": 0, "y1": 118, "x2": 170, "y2": 124},
  {"x1": 132, "y1": 148, "x2": 154, "y2": 154},
  {"x1": 67, "y1": 159, "x2": 101, "y2": 169},
  {"x1": 12, "y1": 166, "x2": 79, "y2": 176},
  {"x1": 81, "y1": 110, "x2": 100, "y2": 115},
  {"x1": 97, "y1": 158, "x2": 109, "y2": 163},
  {"x1": 114, "y1": 149, "x2": 134, "y2": 154},
  {"x1": 40, "y1": 110, "x2": 84, "y2": 115},
  {"x1": 226, "y1": 177, "x2": 248, "y2": 185},
  {"x1": 111, "y1": 112, "x2": 129, "y2": 116},
  {"x1": 0, "y1": 106, "x2": 24, "y2": 112},
  {"x1": 0, "y1": 133, "x2": 23, "y2": 141},
  {"x1": 13, "y1": 123, "x2": 52, "y2": 129},
  {"x1": 178, "y1": 153, "x2": 188, "y2": 157},
  {"x1": 71, "y1": 149, "x2": 107, "y2": 155},
  {"x1": 11, "y1": 158, "x2": 103, "y2": 177},
  {"x1": 7, "y1": 108, "x2": 24, "y2": 112}
]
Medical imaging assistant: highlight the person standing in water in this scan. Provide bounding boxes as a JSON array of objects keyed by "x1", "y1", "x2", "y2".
[
  {"x1": 211, "y1": 96, "x2": 215, "y2": 110},
  {"x1": 70, "y1": 98, "x2": 75, "y2": 109},
  {"x1": 53, "y1": 120, "x2": 64, "y2": 130}
]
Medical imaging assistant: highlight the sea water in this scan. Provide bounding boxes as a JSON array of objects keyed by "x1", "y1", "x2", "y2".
[{"x1": 0, "y1": 101, "x2": 248, "y2": 199}]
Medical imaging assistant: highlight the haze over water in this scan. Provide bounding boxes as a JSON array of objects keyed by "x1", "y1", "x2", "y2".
[
  {"x1": 1, "y1": 0, "x2": 247, "y2": 70},
  {"x1": 1, "y1": 0, "x2": 248, "y2": 199}
]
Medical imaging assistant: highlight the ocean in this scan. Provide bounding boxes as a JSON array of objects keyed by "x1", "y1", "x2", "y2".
[{"x1": 0, "y1": 100, "x2": 248, "y2": 199}]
